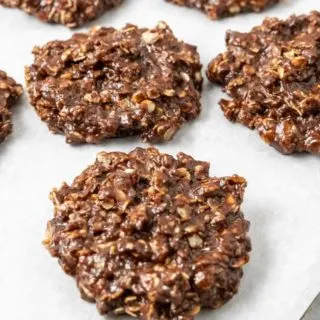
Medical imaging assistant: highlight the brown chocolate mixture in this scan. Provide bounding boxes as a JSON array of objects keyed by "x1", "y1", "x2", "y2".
[
  {"x1": 207, "y1": 11, "x2": 320, "y2": 155},
  {"x1": 44, "y1": 147, "x2": 251, "y2": 320},
  {"x1": 166, "y1": 0, "x2": 280, "y2": 20},
  {"x1": 25, "y1": 22, "x2": 203, "y2": 144},
  {"x1": 0, "y1": 0, "x2": 123, "y2": 28},
  {"x1": 0, "y1": 70, "x2": 23, "y2": 143}
]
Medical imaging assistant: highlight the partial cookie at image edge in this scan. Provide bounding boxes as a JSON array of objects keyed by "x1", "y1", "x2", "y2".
[
  {"x1": 207, "y1": 11, "x2": 320, "y2": 155},
  {"x1": 0, "y1": 70, "x2": 23, "y2": 144},
  {"x1": 165, "y1": 0, "x2": 281, "y2": 20}
]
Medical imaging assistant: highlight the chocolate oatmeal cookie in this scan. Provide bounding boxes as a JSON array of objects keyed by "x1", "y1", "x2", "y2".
[
  {"x1": 166, "y1": 0, "x2": 280, "y2": 20},
  {"x1": 25, "y1": 22, "x2": 203, "y2": 144},
  {"x1": 0, "y1": 70, "x2": 23, "y2": 143},
  {"x1": 207, "y1": 12, "x2": 320, "y2": 155},
  {"x1": 44, "y1": 147, "x2": 251, "y2": 320},
  {"x1": 0, "y1": 0, "x2": 123, "y2": 28}
]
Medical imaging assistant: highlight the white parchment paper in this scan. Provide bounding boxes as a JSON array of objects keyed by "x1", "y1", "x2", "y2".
[{"x1": 0, "y1": 0, "x2": 319, "y2": 319}]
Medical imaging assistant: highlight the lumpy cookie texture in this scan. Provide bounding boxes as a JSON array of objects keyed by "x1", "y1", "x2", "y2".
[
  {"x1": 44, "y1": 147, "x2": 251, "y2": 320},
  {"x1": 207, "y1": 12, "x2": 320, "y2": 155},
  {"x1": 25, "y1": 22, "x2": 202, "y2": 144},
  {"x1": 0, "y1": 0, "x2": 123, "y2": 28},
  {"x1": 166, "y1": 0, "x2": 280, "y2": 20},
  {"x1": 0, "y1": 70, "x2": 23, "y2": 143}
]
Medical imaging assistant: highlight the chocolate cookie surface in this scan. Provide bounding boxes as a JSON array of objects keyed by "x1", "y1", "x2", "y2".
[
  {"x1": 25, "y1": 22, "x2": 203, "y2": 144},
  {"x1": 44, "y1": 147, "x2": 251, "y2": 320},
  {"x1": 207, "y1": 12, "x2": 320, "y2": 155},
  {"x1": 166, "y1": 0, "x2": 280, "y2": 20},
  {"x1": 0, "y1": 0, "x2": 123, "y2": 28},
  {"x1": 0, "y1": 70, "x2": 23, "y2": 143}
]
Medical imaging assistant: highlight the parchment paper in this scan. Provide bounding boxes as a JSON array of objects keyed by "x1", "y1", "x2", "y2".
[{"x1": 0, "y1": 1, "x2": 319, "y2": 319}]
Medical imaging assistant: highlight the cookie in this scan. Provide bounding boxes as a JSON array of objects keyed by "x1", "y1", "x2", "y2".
[
  {"x1": 166, "y1": 0, "x2": 280, "y2": 20},
  {"x1": 0, "y1": 70, "x2": 23, "y2": 143},
  {"x1": 44, "y1": 147, "x2": 251, "y2": 320},
  {"x1": 25, "y1": 22, "x2": 203, "y2": 144},
  {"x1": 0, "y1": 0, "x2": 123, "y2": 28},
  {"x1": 207, "y1": 12, "x2": 320, "y2": 155}
]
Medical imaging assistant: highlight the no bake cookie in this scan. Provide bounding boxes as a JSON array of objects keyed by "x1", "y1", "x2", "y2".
[
  {"x1": 0, "y1": 70, "x2": 23, "y2": 143},
  {"x1": 0, "y1": 0, "x2": 123, "y2": 28},
  {"x1": 44, "y1": 147, "x2": 251, "y2": 320},
  {"x1": 207, "y1": 12, "x2": 320, "y2": 155},
  {"x1": 166, "y1": 0, "x2": 280, "y2": 20},
  {"x1": 25, "y1": 22, "x2": 203, "y2": 144}
]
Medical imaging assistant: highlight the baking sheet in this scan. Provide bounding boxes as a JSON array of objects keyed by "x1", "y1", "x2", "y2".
[{"x1": 0, "y1": 0, "x2": 319, "y2": 319}]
